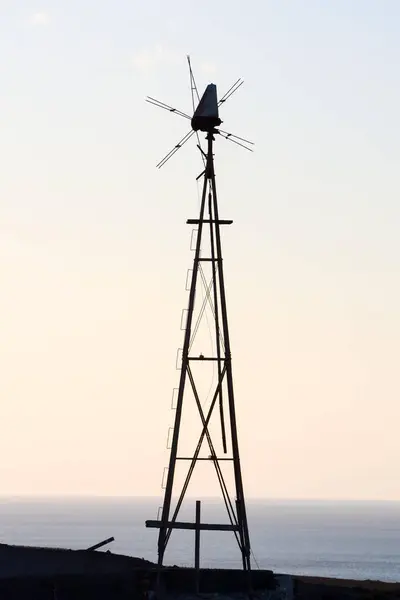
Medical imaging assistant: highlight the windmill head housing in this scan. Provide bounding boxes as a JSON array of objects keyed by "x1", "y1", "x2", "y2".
[
  {"x1": 145, "y1": 60, "x2": 253, "y2": 168},
  {"x1": 191, "y1": 84, "x2": 222, "y2": 132}
]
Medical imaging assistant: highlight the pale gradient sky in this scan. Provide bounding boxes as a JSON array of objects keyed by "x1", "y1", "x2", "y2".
[{"x1": 1, "y1": 1, "x2": 400, "y2": 500}]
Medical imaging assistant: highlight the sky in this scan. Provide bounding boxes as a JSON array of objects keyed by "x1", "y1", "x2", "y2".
[{"x1": 1, "y1": 0, "x2": 400, "y2": 501}]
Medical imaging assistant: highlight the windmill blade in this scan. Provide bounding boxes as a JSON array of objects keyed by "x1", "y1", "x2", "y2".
[
  {"x1": 217, "y1": 130, "x2": 253, "y2": 152},
  {"x1": 187, "y1": 56, "x2": 206, "y2": 168},
  {"x1": 218, "y1": 79, "x2": 244, "y2": 106},
  {"x1": 146, "y1": 97, "x2": 191, "y2": 121},
  {"x1": 187, "y1": 55, "x2": 201, "y2": 111},
  {"x1": 219, "y1": 128, "x2": 254, "y2": 146},
  {"x1": 156, "y1": 130, "x2": 196, "y2": 169}
]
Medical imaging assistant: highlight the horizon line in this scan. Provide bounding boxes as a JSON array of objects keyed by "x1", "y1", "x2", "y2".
[{"x1": 0, "y1": 494, "x2": 399, "y2": 503}]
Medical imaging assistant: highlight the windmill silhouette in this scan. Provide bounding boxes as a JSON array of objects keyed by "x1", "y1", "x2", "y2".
[{"x1": 145, "y1": 57, "x2": 254, "y2": 592}]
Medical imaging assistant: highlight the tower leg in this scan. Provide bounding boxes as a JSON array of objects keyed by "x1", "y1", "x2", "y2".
[
  {"x1": 156, "y1": 137, "x2": 212, "y2": 572},
  {"x1": 210, "y1": 151, "x2": 252, "y2": 582}
]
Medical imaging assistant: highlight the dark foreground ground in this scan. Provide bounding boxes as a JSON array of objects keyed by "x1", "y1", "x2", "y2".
[
  {"x1": 294, "y1": 576, "x2": 400, "y2": 600},
  {"x1": 0, "y1": 544, "x2": 398, "y2": 599},
  {"x1": 0, "y1": 572, "x2": 399, "y2": 599}
]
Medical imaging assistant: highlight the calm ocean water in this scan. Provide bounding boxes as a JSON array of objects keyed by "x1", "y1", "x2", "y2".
[{"x1": 0, "y1": 497, "x2": 398, "y2": 583}]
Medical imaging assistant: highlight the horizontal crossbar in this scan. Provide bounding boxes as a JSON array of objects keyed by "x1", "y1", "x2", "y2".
[
  {"x1": 146, "y1": 520, "x2": 238, "y2": 532},
  {"x1": 177, "y1": 457, "x2": 233, "y2": 461},
  {"x1": 187, "y1": 219, "x2": 233, "y2": 225},
  {"x1": 188, "y1": 356, "x2": 224, "y2": 361},
  {"x1": 196, "y1": 258, "x2": 221, "y2": 262}
]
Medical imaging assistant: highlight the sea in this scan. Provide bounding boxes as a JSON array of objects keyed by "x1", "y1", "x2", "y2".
[{"x1": 0, "y1": 497, "x2": 398, "y2": 583}]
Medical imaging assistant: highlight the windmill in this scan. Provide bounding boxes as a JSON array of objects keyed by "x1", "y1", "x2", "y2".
[{"x1": 145, "y1": 57, "x2": 254, "y2": 592}]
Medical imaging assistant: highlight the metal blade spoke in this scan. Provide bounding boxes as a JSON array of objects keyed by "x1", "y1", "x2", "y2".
[
  {"x1": 187, "y1": 57, "x2": 206, "y2": 168},
  {"x1": 217, "y1": 130, "x2": 254, "y2": 152},
  {"x1": 146, "y1": 96, "x2": 191, "y2": 120},
  {"x1": 187, "y1": 55, "x2": 201, "y2": 108},
  {"x1": 218, "y1": 128, "x2": 254, "y2": 146},
  {"x1": 156, "y1": 130, "x2": 195, "y2": 168},
  {"x1": 218, "y1": 79, "x2": 244, "y2": 105}
]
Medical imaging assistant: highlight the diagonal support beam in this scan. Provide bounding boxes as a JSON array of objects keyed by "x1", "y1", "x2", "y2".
[
  {"x1": 186, "y1": 366, "x2": 240, "y2": 545},
  {"x1": 164, "y1": 365, "x2": 237, "y2": 548}
]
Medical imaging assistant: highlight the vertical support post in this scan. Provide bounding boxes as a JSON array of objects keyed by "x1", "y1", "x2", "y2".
[
  {"x1": 195, "y1": 500, "x2": 201, "y2": 593},
  {"x1": 210, "y1": 148, "x2": 252, "y2": 579}
]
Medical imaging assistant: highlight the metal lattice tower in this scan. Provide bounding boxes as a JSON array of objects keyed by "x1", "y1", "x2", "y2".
[{"x1": 145, "y1": 62, "x2": 253, "y2": 589}]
